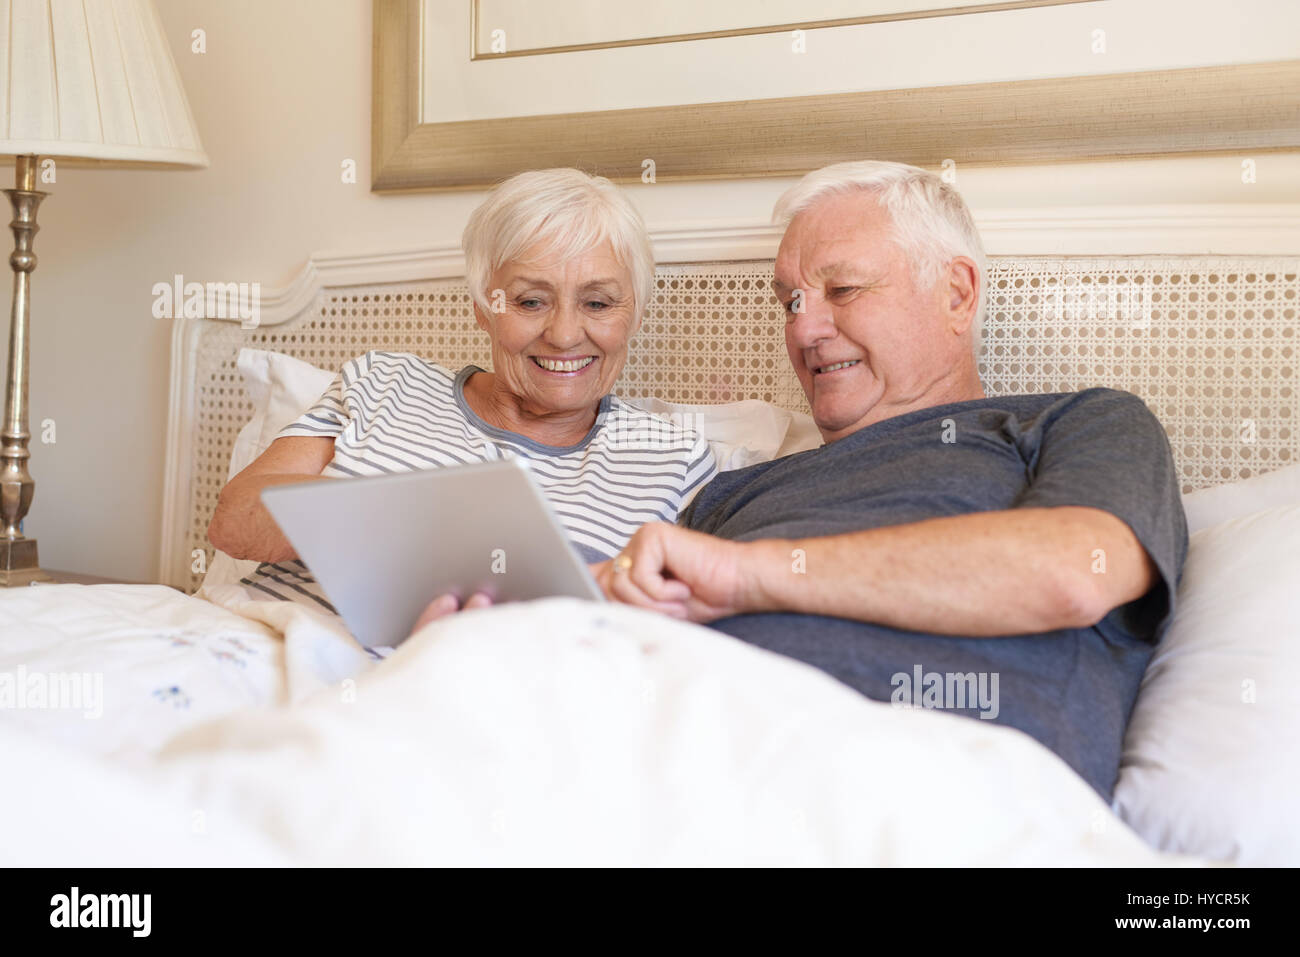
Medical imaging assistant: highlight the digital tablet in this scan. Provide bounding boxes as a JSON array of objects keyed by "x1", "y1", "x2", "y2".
[{"x1": 260, "y1": 456, "x2": 605, "y2": 648}]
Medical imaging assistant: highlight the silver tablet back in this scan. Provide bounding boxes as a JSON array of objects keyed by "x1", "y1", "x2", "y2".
[{"x1": 260, "y1": 457, "x2": 604, "y2": 648}]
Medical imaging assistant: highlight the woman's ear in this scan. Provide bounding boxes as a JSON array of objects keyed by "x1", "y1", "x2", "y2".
[{"x1": 472, "y1": 302, "x2": 491, "y2": 334}]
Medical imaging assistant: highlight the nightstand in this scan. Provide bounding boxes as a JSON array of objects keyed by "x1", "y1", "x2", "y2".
[{"x1": 34, "y1": 569, "x2": 177, "y2": 589}]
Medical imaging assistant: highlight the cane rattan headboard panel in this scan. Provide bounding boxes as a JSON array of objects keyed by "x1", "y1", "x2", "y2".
[{"x1": 169, "y1": 256, "x2": 1298, "y2": 592}]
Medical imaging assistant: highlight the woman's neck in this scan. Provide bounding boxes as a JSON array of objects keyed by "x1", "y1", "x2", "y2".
[{"x1": 462, "y1": 370, "x2": 599, "y2": 448}]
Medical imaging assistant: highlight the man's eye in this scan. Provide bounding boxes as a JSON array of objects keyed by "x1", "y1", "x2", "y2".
[{"x1": 830, "y1": 286, "x2": 858, "y2": 297}]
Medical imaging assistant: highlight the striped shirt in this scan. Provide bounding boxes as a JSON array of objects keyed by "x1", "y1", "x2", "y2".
[{"x1": 238, "y1": 351, "x2": 716, "y2": 612}]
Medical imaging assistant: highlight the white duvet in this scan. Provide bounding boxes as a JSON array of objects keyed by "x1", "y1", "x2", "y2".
[{"x1": 0, "y1": 584, "x2": 1202, "y2": 866}]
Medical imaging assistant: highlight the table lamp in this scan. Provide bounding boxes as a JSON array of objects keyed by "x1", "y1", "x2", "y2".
[{"x1": 0, "y1": 0, "x2": 207, "y2": 585}]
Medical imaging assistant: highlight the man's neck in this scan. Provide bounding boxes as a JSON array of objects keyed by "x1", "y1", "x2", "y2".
[{"x1": 828, "y1": 364, "x2": 986, "y2": 442}]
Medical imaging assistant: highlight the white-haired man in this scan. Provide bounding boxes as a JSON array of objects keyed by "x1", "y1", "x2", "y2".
[{"x1": 597, "y1": 160, "x2": 1187, "y2": 800}]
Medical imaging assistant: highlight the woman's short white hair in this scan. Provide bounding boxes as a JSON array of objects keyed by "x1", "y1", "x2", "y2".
[
  {"x1": 772, "y1": 160, "x2": 987, "y2": 342},
  {"x1": 463, "y1": 168, "x2": 655, "y2": 320}
]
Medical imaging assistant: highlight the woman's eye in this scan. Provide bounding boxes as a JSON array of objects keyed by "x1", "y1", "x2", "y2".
[
  {"x1": 585, "y1": 300, "x2": 610, "y2": 311},
  {"x1": 518, "y1": 298, "x2": 544, "y2": 309},
  {"x1": 830, "y1": 286, "x2": 857, "y2": 298}
]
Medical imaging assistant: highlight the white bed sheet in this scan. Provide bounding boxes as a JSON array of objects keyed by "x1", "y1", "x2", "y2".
[
  {"x1": 0, "y1": 585, "x2": 285, "y2": 764},
  {"x1": 0, "y1": 584, "x2": 1205, "y2": 866}
]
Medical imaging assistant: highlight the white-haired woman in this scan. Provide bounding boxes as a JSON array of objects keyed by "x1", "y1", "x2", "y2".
[{"x1": 209, "y1": 168, "x2": 715, "y2": 617}]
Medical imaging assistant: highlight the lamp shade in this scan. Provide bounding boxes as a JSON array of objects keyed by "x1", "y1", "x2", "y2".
[{"x1": 0, "y1": 0, "x2": 207, "y2": 168}]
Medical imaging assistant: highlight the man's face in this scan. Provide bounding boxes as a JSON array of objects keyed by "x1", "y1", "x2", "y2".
[{"x1": 773, "y1": 192, "x2": 965, "y2": 442}]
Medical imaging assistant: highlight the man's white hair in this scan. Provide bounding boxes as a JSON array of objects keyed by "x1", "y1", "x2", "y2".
[
  {"x1": 772, "y1": 160, "x2": 987, "y2": 344},
  {"x1": 463, "y1": 168, "x2": 655, "y2": 321}
]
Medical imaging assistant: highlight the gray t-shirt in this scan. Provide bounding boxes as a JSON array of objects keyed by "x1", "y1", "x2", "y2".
[{"x1": 680, "y1": 388, "x2": 1187, "y2": 800}]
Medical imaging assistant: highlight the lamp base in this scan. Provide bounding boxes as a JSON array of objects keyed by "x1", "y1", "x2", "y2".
[{"x1": 0, "y1": 537, "x2": 53, "y2": 586}]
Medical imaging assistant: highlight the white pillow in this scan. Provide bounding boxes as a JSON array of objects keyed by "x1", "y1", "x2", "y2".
[
  {"x1": 228, "y1": 348, "x2": 337, "y2": 475},
  {"x1": 622, "y1": 396, "x2": 822, "y2": 470},
  {"x1": 1112, "y1": 503, "x2": 1300, "y2": 865},
  {"x1": 200, "y1": 349, "x2": 336, "y2": 592},
  {"x1": 1181, "y1": 461, "x2": 1300, "y2": 534}
]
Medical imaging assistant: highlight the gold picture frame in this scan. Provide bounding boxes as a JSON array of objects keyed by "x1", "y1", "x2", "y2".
[
  {"x1": 372, "y1": 0, "x2": 1300, "y2": 192},
  {"x1": 467, "y1": 0, "x2": 1095, "y2": 60}
]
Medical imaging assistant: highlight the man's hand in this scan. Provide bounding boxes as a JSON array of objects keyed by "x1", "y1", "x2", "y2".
[{"x1": 594, "y1": 523, "x2": 755, "y2": 623}]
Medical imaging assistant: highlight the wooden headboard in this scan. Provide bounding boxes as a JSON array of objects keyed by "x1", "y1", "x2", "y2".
[{"x1": 161, "y1": 250, "x2": 1299, "y2": 592}]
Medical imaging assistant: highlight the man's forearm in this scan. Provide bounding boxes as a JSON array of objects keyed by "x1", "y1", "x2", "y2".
[{"x1": 740, "y1": 507, "x2": 1154, "y2": 636}]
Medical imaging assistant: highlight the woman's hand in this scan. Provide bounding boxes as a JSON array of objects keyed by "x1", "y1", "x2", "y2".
[
  {"x1": 593, "y1": 523, "x2": 756, "y2": 624},
  {"x1": 410, "y1": 591, "x2": 494, "y2": 635}
]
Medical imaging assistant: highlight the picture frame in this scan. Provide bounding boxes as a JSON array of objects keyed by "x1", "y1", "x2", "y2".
[{"x1": 372, "y1": 0, "x2": 1300, "y2": 192}]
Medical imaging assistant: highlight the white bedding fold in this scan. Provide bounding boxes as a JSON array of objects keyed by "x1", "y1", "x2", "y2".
[
  {"x1": 2, "y1": 587, "x2": 1204, "y2": 865},
  {"x1": 199, "y1": 581, "x2": 375, "y2": 701}
]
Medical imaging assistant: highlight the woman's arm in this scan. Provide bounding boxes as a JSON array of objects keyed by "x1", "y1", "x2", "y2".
[{"x1": 207, "y1": 435, "x2": 337, "y2": 563}]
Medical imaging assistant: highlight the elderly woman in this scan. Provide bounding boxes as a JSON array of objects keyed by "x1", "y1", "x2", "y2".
[{"x1": 208, "y1": 168, "x2": 715, "y2": 614}]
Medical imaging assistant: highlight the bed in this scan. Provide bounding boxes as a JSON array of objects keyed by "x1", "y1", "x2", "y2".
[{"x1": 1, "y1": 250, "x2": 1297, "y2": 866}]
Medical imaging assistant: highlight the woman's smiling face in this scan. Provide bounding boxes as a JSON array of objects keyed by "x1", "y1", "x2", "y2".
[{"x1": 474, "y1": 240, "x2": 640, "y2": 417}]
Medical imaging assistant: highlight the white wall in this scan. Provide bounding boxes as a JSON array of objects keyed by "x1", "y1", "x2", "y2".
[{"x1": 8, "y1": 0, "x2": 1299, "y2": 582}]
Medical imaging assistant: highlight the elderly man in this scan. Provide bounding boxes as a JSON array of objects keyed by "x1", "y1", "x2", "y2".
[{"x1": 597, "y1": 160, "x2": 1187, "y2": 800}]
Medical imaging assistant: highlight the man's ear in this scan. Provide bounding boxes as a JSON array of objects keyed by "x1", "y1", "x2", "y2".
[{"x1": 945, "y1": 256, "x2": 980, "y2": 337}]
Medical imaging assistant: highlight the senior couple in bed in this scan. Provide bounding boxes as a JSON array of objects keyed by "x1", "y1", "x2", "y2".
[{"x1": 210, "y1": 161, "x2": 1187, "y2": 800}]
